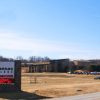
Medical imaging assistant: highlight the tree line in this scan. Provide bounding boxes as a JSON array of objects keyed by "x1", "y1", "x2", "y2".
[
  {"x1": 69, "y1": 65, "x2": 100, "y2": 73},
  {"x1": 0, "y1": 55, "x2": 50, "y2": 63}
]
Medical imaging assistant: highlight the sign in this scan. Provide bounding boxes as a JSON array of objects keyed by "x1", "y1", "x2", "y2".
[
  {"x1": 0, "y1": 62, "x2": 15, "y2": 84},
  {"x1": 0, "y1": 61, "x2": 21, "y2": 92}
]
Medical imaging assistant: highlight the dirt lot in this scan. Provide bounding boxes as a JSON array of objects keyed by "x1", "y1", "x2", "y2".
[
  {"x1": 22, "y1": 73, "x2": 100, "y2": 98},
  {"x1": 0, "y1": 73, "x2": 100, "y2": 100}
]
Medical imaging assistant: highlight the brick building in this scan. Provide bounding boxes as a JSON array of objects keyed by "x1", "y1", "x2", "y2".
[{"x1": 21, "y1": 59, "x2": 70, "y2": 73}]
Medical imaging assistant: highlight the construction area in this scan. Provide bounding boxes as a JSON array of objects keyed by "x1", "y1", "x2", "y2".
[
  {"x1": 22, "y1": 73, "x2": 100, "y2": 97},
  {"x1": 0, "y1": 73, "x2": 100, "y2": 100}
]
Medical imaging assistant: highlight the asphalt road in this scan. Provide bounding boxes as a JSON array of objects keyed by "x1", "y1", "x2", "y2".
[{"x1": 45, "y1": 92, "x2": 100, "y2": 100}]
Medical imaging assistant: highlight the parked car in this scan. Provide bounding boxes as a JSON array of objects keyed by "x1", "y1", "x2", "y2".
[{"x1": 94, "y1": 76, "x2": 100, "y2": 80}]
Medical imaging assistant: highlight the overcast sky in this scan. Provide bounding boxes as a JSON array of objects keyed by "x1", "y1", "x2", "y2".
[{"x1": 0, "y1": 0, "x2": 100, "y2": 60}]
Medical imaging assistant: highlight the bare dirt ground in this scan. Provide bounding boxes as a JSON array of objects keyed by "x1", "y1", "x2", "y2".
[
  {"x1": 0, "y1": 73, "x2": 100, "y2": 100},
  {"x1": 22, "y1": 73, "x2": 100, "y2": 98}
]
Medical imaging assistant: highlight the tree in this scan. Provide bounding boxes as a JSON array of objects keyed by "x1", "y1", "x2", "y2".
[{"x1": 16, "y1": 56, "x2": 23, "y2": 60}]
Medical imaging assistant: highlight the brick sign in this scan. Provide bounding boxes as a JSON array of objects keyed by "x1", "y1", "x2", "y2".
[{"x1": 0, "y1": 61, "x2": 21, "y2": 92}]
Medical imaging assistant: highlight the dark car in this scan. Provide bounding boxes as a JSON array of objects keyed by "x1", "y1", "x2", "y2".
[{"x1": 94, "y1": 76, "x2": 100, "y2": 80}]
